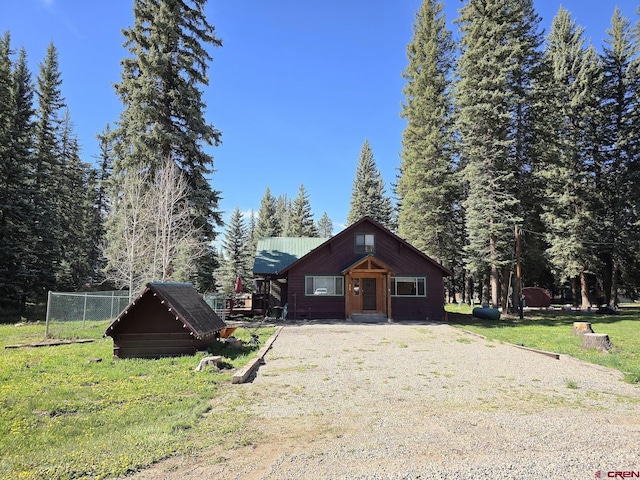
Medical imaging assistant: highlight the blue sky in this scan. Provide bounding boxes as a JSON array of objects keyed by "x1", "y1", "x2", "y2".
[{"x1": 3, "y1": 0, "x2": 638, "y2": 235}]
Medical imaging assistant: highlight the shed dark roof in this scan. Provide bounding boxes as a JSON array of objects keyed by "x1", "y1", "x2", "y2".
[
  {"x1": 105, "y1": 282, "x2": 225, "y2": 339},
  {"x1": 253, "y1": 237, "x2": 327, "y2": 275}
]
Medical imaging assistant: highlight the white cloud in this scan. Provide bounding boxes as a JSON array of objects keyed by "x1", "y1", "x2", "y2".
[{"x1": 37, "y1": 0, "x2": 84, "y2": 39}]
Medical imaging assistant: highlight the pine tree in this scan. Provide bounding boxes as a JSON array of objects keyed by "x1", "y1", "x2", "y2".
[
  {"x1": 0, "y1": 33, "x2": 15, "y2": 302},
  {"x1": 347, "y1": 139, "x2": 393, "y2": 228},
  {"x1": 109, "y1": 0, "x2": 223, "y2": 289},
  {"x1": 9, "y1": 47, "x2": 38, "y2": 300},
  {"x1": 455, "y1": 0, "x2": 542, "y2": 308},
  {"x1": 597, "y1": 8, "x2": 640, "y2": 306},
  {"x1": 0, "y1": 34, "x2": 34, "y2": 305},
  {"x1": 215, "y1": 207, "x2": 252, "y2": 296},
  {"x1": 247, "y1": 209, "x2": 257, "y2": 261},
  {"x1": 317, "y1": 212, "x2": 333, "y2": 237},
  {"x1": 32, "y1": 42, "x2": 66, "y2": 292},
  {"x1": 535, "y1": 8, "x2": 603, "y2": 308},
  {"x1": 396, "y1": 0, "x2": 456, "y2": 265},
  {"x1": 290, "y1": 184, "x2": 318, "y2": 237},
  {"x1": 84, "y1": 167, "x2": 106, "y2": 286},
  {"x1": 256, "y1": 187, "x2": 279, "y2": 238},
  {"x1": 274, "y1": 194, "x2": 292, "y2": 236},
  {"x1": 55, "y1": 110, "x2": 93, "y2": 290},
  {"x1": 88, "y1": 125, "x2": 115, "y2": 283},
  {"x1": 95, "y1": 125, "x2": 114, "y2": 218}
]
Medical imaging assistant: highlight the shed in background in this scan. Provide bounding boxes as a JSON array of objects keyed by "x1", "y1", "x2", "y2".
[{"x1": 105, "y1": 282, "x2": 226, "y2": 359}]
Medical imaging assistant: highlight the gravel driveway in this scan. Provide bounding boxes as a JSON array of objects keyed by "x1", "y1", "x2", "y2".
[{"x1": 128, "y1": 322, "x2": 640, "y2": 479}]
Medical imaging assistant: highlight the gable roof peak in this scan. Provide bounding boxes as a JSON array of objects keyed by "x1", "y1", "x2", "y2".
[{"x1": 105, "y1": 282, "x2": 225, "y2": 339}]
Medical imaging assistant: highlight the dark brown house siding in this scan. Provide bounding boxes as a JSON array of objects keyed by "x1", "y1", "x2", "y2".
[{"x1": 281, "y1": 218, "x2": 450, "y2": 321}]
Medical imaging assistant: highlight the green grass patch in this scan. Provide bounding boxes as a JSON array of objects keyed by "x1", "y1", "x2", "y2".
[
  {"x1": 445, "y1": 303, "x2": 475, "y2": 315},
  {"x1": 447, "y1": 305, "x2": 640, "y2": 384},
  {"x1": 565, "y1": 379, "x2": 579, "y2": 389},
  {"x1": 0, "y1": 321, "x2": 274, "y2": 479}
]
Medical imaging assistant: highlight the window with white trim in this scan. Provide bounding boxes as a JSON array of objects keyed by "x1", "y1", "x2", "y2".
[
  {"x1": 305, "y1": 276, "x2": 344, "y2": 296},
  {"x1": 355, "y1": 233, "x2": 375, "y2": 253},
  {"x1": 391, "y1": 277, "x2": 426, "y2": 297}
]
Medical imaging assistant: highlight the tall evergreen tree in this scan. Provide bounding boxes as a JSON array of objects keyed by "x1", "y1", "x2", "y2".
[
  {"x1": 95, "y1": 125, "x2": 114, "y2": 217},
  {"x1": 0, "y1": 33, "x2": 15, "y2": 302},
  {"x1": 32, "y1": 42, "x2": 66, "y2": 292},
  {"x1": 504, "y1": 0, "x2": 549, "y2": 304},
  {"x1": 0, "y1": 34, "x2": 35, "y2": 305},
  {"x1": 215, "y1": 207, "x2": 252, "y2": 296},
  {"x1": 597, "y1": 8, "x2": 640, "y2": 305},
  {"x1": 247, "y1": 209, "x2": 257, "y2": 260},
  {"x1": 256, "y1": 187, "x2": 279, "y2": 238},
  {"x1": 317, "y1": 212, "x2": 333, "y2": 238},
  {"x1": 535, "y1": 8, "x2": 603, "y2": 308},
  {"x1": 455, "y1": 0, "x2": 542, "y2": 308},
  {"x1": 0, "y1": 33, "x2": 11, "y2": 169},
  {"x1": 290, "y1": 184, "x2": 318, "y2": 237},
  {"x1": 274, "y1": 194, "x2": 292, "y2": 236},
  {"x1": 6, "y1": 46, "x2": 37, "y2": 301},
  {"x1": 88, "y1": 125, "x2": 115, "y2": 284},
  {"x1": 109, "y1": 0, "x2": 223, "y2": 289},
  {"x1": 397, "y1": 0, "x2": 456, "y2": 265},
  {"x1": 347, "y1": 139, "x2": 393, "y2": 228},
  {"x1": 55, "y1": 110, "x2": 94, "y2": 289}
]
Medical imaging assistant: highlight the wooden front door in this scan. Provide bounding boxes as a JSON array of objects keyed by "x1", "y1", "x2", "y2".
[{"x1": 362, "y1": 278, "x2": 377, "y2": 310}]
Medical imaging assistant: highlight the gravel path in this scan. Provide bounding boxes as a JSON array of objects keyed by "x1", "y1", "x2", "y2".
[{"x1": 128, "y1": 322, "x2": 640, "y2": 479}]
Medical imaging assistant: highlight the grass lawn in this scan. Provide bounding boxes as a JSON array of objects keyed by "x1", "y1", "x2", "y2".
[
  {"x1": 447, "y1": 303, "x2": 640, "y2": 384},
  {"x1": 0, "y1": 321, "x2": 274, "y2": 480}
]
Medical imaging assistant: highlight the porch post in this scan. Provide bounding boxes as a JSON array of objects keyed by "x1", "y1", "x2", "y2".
[
  {"x1": 386, "y1": 272, "x2": 393, "y2": 323},
  {"x1": 345, "y1": 273, "x2": 352, "y2": 321}
]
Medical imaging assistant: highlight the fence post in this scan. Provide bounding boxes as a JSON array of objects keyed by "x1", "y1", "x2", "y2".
[
  {"x1": 45, "y1": 290, "x2": 52, "y2": 338},
  {"x1": 82, "y1": 292, "x2": 88, "y2": 327}
]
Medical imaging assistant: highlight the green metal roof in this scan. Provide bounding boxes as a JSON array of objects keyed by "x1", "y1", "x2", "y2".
[{"x1": 253, "y1": 237, "x2": 327, "y2": 275}]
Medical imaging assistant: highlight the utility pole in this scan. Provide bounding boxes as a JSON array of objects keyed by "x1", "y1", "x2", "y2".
[{"x1": 515, "y1": 225, "x2": 523, "y2": 319}]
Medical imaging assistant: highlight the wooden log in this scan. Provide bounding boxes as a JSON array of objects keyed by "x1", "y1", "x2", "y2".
[
  {"x1": 572, "y1": 321, "x2": 594, "y2": 336},
  {"x1": 5, "y1": 339, "x2": 95, "y2": 349},
  {"x1": 581, "y1": 333, "x2": 617, "y2": 352}
]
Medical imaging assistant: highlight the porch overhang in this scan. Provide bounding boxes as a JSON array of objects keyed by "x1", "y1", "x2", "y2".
[{"x1": 341, "y1": 254, "x2": 396, "y2": 276}]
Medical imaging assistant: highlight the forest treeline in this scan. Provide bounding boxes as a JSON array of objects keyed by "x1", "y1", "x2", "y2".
[
  {"x1": 1, "y1": 0, "x2": 639, "y2": 318},
  {"x1": 394, "y1": 1, "x2": 640, "y2": 310}
]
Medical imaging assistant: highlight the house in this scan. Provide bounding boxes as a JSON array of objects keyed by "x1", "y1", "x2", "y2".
[
  {"x1": 104, "y1": 282, "x2": 226, "y2": 358},
  {"x1": 253, "y1": 216, "x2": 451, "y2": 321}
]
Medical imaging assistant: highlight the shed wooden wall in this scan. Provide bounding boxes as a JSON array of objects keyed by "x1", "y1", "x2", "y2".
[
  {"x1": 285, "y1": 220, "x2": 446, "y2": 321},
  {"x1": 109, "y1": 294, "x2": 210, "y2": 358}
]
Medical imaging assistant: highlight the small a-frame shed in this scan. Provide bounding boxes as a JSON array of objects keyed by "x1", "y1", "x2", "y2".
[{"x1": 105, "y1": 282, "x2": 226, "y2": 359}]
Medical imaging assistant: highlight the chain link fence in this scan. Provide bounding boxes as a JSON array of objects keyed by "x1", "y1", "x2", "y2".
[
  {"x1": 45, "y1": 291, "x2": 131, "y2": 338},
  {"x1": 45, "y1": 291, "x2": 228, "y2": 339}
]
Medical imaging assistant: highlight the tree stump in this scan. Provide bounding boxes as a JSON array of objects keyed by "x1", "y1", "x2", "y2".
[
  {"x1": 572, "y1": 322, "x2": 594, "y2": 336},
  {"x1": 581, "y1": 333, "x2": 617, "y2": 352}
]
